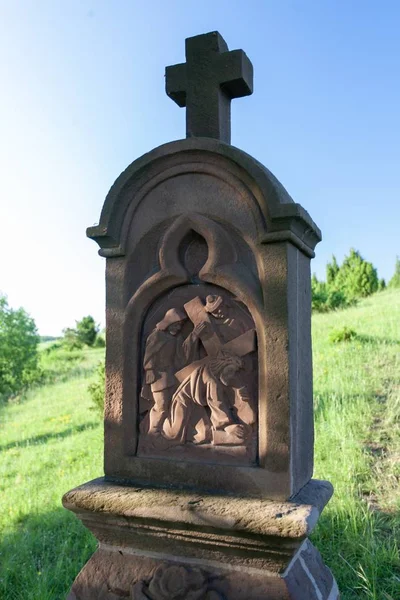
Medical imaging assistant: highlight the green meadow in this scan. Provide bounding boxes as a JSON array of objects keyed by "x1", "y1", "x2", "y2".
[{"x1": 1, "y1": 290, "x2": 399, "y2": 599}]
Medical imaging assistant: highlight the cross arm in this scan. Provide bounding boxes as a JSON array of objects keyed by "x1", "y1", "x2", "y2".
[
  {"x1": 184, "y1": 297, "x2": 221, "y2": 356},
  {"x1": 165, "y1": 62, "x2": 187, "y2": 107},
  {"x1": 174, "y1": 329, "x2": 256, "y2": 383},
  {"x1": 217, "y1": 50, "x2": 253, "y2": 99}
]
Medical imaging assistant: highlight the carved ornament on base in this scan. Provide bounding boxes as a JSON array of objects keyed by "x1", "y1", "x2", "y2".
[{"x1": 131, "y1": 564, "x2": 225, "y2": 600}]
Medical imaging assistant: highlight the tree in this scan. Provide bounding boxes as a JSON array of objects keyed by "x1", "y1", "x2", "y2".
[
  {"x1": 389, "y1": 256, "x2": 400, "y2": 289},
  {"x1": 311, "y1": 249, "x2": 381, "y2": 313},
  {"x1": 0, "y1": 295, "x2": 40, "y2": 399},
  {"x1": 75, "y1": 315, "x2": 99, "y2": 347},
  {"x1": 311, "y1": 274, "x2": 351, "y2": 313},
  {"x1": 333, "y1": 248, "x2": 378, "y2": 301},
  {"x1": 61, "y1": 327, "x2": 83, "y2": 350},
  {"x1": 87, "y1": 361, "x2": 105, "y2": 414},
  {"x1": 326, "y1": 255, "x2": 339, "y2": 285},
  {"x1": 311, "y1": 275, "x2": 328, "y2": 312}
]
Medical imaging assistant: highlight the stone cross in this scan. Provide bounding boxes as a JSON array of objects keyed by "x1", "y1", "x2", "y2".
[
  {"x1": 64, "y1": 31, "x2": 340, "y2": 600},
  {"x1": 166, "y1": 31, "x2": 253, "y2": 143}
]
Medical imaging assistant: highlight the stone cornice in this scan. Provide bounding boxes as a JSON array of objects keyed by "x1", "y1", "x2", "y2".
[{"x1": 63, "y1": 478, "x2": 333, "y2": 540}]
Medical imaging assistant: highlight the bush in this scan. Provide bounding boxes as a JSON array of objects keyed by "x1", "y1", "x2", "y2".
[
  {"x1": 312, "y1": 249, "x2": 380, "y2": 313},
  {"x1": 378, "y1": 278, "x2": 386, "y2": 291},
  {"x1": 93, "y1": 334, "x2": 105, "y2": 348},
  {"x1": 311, "y1": 276, "x2": 353, "y2": 313},
  {"x1": 76, "y1": 316, "x2": 99, "y2": 347},
  {"x1": 331, "y1": 249, "x2": 378, "y2": 301},
  {"x1": 87, "y1": 362, "x2": 105, "y2": 415},
  {"x1": 61, "y1": 328, "x2": 84, "y2": 350},
  {"x1": 326, "y1": 255, "x2": 339, "y2": 285},
  {"x1": 329, "y1": 327, "x2": 358, "y2": 344},
  {"x1": 61, "y1": 316, "x2": 99, "y2": 348},
  {"x1": 43, "y1": 341, "x2": 63, "y2": 353},
  {"x1": 389, "y1": 257, "x2": 400, "y2": 289},
  {"x1": 0, "y1": 295, "x2": 41, "y2": 400}
]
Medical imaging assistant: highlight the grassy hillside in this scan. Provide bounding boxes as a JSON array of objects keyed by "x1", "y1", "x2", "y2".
[
  {"x1": 312, "y1": 289, "x2": 400, "y2": 599},
  {"x1": 0, "y1": 290, "x2": 399, "y2": 599},
  {"x1": 0, "y1": 348, "x2": 103, "y2": 599}
]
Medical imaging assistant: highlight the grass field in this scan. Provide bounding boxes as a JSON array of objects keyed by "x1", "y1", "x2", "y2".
[
  {"x1": 311, "y1": 289, "x2": 400, "y2": 599},
  {"x1": 1, "y1": 290, "x2": 399, "y2": 599}
]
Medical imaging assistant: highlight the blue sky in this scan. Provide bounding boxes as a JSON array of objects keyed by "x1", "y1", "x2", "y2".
[{"x1": 1, "y1": 1, "x2": 399, "y2": 335}]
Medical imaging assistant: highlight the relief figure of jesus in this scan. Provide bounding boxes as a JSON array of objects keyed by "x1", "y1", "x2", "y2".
[{"x1": 162, "y1": 351, "x2": 256, "y2": 446}]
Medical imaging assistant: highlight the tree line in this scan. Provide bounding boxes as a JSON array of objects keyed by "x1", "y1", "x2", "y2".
[
  {"x1": 0, "y1": 308, "x2": 103, "y2": 402},
  {"x1": 312, "y1": 250, "x2": 400, "y2": 312}
]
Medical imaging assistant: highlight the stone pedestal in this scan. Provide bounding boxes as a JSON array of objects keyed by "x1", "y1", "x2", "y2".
[{"x1": 63, "y1": 479, "x2": 339, "y2": 600}]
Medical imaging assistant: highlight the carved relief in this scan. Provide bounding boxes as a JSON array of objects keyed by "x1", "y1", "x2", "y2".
[
  {"x1": 131, "y1": 564, "x2": 225, "y2": 600},
  {"x1": 138, "y1": 286, "x2": 258, "y2": 465},
  {"x1": 141, "y1": 307, "x2": 200, "y2": 437}
]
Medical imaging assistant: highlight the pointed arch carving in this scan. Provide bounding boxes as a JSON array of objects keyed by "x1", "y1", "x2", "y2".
[{"x1": 127, "y1": 213, "x2": 262, "y2": 325}]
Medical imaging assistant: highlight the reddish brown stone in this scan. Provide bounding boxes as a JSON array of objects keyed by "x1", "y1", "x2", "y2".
[
  {"x1": 85, "y1": 136, "x2": 320, "y2": 500},
  {"x1": 63, "y1": 31, "x2": 339, "y2": 600}
]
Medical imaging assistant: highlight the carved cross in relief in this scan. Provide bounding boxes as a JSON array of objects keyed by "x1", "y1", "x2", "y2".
[
  {"x1": 175, "y1": 296, "x2": 256, "y2": 383},
  {"x1": 165, "y1": 31, "x2": 253, "y2": 143}
]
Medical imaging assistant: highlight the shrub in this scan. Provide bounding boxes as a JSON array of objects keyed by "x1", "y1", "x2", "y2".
[
  {"x1": 311, "y1": 275, "x2": 353, "y2": 313},
  {"x1": 389, "y1": 257, "x2": 400, "y2": 289},
  {"x1": 61, "y1": 328, "x2": 84, "y2": 350},
  {"x1": 88, "y1": 362, "x2": 105, "y2": 415},
  {"x1": 311, "y1": 275, "x2": 327, "y2": 312},
  {"x1": 378, "y1": 278, "x2": 386, "y2": 291},
  {"x1": 333, "y1": 249, "x2": 378, "y2": 301},
  {"x1": 312, "y1": 249, "x2": 380, "y2": 313},
  {"x1": 329, "y1": 327, "x2": 358, "y2": 344},
  {"x1": 93, "y1": 334, "x2": 105, "y2": 348},
  {"x1": 76, "y1": 316, "x2": 99, "y2": 347},
  {"x1": 326, "y1": 255, "x2": 339, "y2": 285},
  {"x1": 43, "y1": 341, "x2": 63, "y2": 354},
  {"x1": 61, "y1": 316, "x2": 100, "y2": 349},
  {"x1": 0, "y1": 295, "x2": 41, "y2": 400}
]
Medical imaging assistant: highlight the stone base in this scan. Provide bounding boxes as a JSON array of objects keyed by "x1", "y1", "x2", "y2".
[{"x1": 63, "y1": 478, "x2": 339, "y2": 600}]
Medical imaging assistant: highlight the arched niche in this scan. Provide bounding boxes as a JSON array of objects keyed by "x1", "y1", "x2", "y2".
[{"x1": 122, "y1": 215, "x2": 262, "y2": 468}]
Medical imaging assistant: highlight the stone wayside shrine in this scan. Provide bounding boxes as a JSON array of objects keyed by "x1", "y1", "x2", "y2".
[{"x1": 63, "y1": 32, "x2": 339, "y2": 599}]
